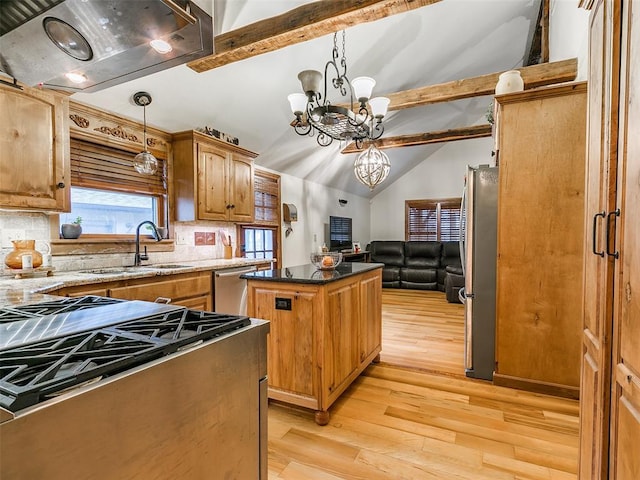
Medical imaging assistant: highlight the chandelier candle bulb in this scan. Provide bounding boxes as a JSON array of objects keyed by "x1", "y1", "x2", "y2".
[
  {"x1": 288, "y1": 93, "x2": 307, "y2": 115},
  {"x1": 352, "y1": 76, "x2": 376, "y2": 102},
  {"x1": 369, "y1": 97, "x2": 390, "y2": 118}
]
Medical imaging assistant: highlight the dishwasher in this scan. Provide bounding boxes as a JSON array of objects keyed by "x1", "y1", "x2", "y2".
[{"x1": 214, "y1": 265, "x2": 258, "y2": 315}]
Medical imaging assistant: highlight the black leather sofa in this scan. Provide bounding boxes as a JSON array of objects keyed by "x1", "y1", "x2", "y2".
[{"x1": 368, "y1": 241, "x2": 463, "y2": 296}]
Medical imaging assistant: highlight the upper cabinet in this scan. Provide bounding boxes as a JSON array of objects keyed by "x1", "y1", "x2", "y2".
[
  {"x1": 172, "y1": 130, "x2": 256, "y2": 223},
  {"x1": 0, "y1": 84, "x2": 70, "y2": 211}
]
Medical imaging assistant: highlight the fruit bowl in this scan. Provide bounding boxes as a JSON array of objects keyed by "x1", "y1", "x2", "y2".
[{"x1": 310, "y1": 252, "x2": 342, "y2": 270}]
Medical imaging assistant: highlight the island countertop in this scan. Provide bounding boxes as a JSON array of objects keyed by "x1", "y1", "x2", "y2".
[{"x1": 241, "y1": 262, "x2": 383, "y2": 284}]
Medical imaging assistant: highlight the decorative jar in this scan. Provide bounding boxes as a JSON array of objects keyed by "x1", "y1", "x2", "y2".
[
  {"x1": 4, "y1": 240, "x2": 43, "y2": 269},
  {"x1": 495, "y1": 70, "x2": 524, "y2": 95}
]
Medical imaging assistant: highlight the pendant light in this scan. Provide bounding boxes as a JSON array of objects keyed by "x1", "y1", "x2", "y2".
[
  {"x1": 132, "y1": 91, "x2": 158, "y2": 175},
  {"x1": 353, "y1": 143, "x2": 391, "y2": 190}
]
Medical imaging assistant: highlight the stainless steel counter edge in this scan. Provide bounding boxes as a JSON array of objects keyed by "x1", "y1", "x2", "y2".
[
  {"x1": 0, "y1": 319, "x2": 270, "y2": 422},
  {"x1": 0, "y1": 259, "x2": 272, "y2": 297}
]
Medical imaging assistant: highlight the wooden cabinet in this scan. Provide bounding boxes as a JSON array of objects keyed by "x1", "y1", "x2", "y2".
[
  {"x1": 246, "y1": 268, "x2": 382, "y2": 425},
  {"x1": 579, "y1": 0, "x2": 640, "y2": 477},
  {"x1": 54, "y1": 271, "x2": 212, "y2": 311},
  {"x1": 172, "y1": 130, "x2": 256, "y2": 223},
  {"x1": 0, "y1": 84, "x2": 70, "y2": 211},
  {"x1": 493, "y1": 83, "x2": 587, "y2": 399}
]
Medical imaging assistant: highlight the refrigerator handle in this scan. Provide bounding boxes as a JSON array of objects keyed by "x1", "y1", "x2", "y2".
[{"x1": 459, "y1": 181, "x2": 467, "y2": 276}]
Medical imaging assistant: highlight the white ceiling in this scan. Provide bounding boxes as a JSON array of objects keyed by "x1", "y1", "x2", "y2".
[{"x1": 71, "y1": 0, "x2": 541, "y2": 197}]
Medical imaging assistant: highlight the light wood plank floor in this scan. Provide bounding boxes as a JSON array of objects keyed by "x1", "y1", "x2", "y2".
[
  {"x1": 379, "y1": 289, "x2": 465, "y2": 375},
  {"x1": 268, "y1": 289, "x2": 580, "y2": 479}
]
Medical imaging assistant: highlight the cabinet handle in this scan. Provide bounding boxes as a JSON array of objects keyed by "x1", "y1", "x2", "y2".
[
  {"x1": 230, "y1": 204, "x2": 235, "y2": 209},
  {"x1": 56, "y1": 182, "x2": 65, "y2": 189},
  {"x1": 605, "y1": 209, "x2": 620, "y2": 259},
  {"x1": 592, "y1": 211, "x2": 606, "y2": 257}
]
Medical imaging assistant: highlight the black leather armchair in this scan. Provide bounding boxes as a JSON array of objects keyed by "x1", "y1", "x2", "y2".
[
  {"x1": 444, "y1": 265, "x2": 465, "y2": 303},
  {"x1": 438, "y1": 242, "x2": 463, "y2": 292}
]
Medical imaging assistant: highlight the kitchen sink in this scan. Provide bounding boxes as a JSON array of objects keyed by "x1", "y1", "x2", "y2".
[
  {"x1": 146, "y1": 264, "x2": 192, "y2": 269},
  {"x1": 78, "y1": 267, "x2": 141, "y2": 275}
]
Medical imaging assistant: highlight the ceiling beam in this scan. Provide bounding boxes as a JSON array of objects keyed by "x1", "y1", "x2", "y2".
[
  {"x1": 187, "y1": 0, "x2": 441, "y2": 73},
  {"x1": 371, "y1": 58, "x2": 578, "y2": 111},
  {"x1": 341, "y1": 124, "x2": 493, "y2": 154}
]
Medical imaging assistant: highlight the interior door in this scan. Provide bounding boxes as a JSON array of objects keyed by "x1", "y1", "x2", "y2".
[
  {"x1": 578, "y1": 0, "x2": 620, "y2": 478},
  {"x1": 609, "y1": 1, "x2": 640, "y2": 477}
]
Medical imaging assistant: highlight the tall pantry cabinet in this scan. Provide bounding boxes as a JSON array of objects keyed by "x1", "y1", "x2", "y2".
[
  {"x1": 579, "y1": 0, "x2": 640, "y2": 479},
  {"x1": 493, "y1": 83, "x2": 587, "y2": 399}
]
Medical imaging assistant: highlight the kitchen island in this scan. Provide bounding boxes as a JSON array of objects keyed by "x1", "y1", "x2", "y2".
[{"x1": 243, "y1": 262, "x2": 383, "y2": 425}]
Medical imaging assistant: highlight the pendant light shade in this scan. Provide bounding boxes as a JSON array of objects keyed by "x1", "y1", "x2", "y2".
[
  {"x1": 132, "y1": 91, "x2": 158, "y2": 175},
  {"x1": 354, "y1": 144, "x2": 390, "y2": 190}
]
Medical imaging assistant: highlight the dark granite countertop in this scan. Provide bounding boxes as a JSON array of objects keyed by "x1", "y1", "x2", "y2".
[{"x1": 241, "y1": 262, "x2": 383, "y2": 284}]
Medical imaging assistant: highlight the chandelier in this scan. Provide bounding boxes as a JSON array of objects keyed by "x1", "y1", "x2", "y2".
[
  {"x1": 287, "y1": 31, "x2": 390, "y2": 149},
  {"x1": 354, "y1": 143, "x2": 391, "y2": 190},
  {"x1": 132, "y1": 91, "x2": 158, "y2": 175}
]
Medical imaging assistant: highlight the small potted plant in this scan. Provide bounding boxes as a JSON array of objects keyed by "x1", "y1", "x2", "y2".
[{"x1": 61, "y1": 216, "x2": 83, "y2": 239}]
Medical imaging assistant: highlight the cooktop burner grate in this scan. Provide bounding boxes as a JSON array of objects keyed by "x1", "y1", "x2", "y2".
[
  {"x1": 0, "y1": 296, "x2": 124, "y2": 324},
  {"x1": 0, "y1": 307, "x2": 250, "y2": 412}
]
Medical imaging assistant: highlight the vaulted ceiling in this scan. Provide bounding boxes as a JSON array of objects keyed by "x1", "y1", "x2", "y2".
[{"x1": 72, "y1": 0, "x2": 547, "y2": 197}]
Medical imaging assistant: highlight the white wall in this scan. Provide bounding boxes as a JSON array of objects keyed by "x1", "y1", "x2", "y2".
[
  {"x1": 549, "y1": 0, "x2": 590, "y2": 80},
  {"x1": 279, "y1": 173, "x2": 370, "y2": 267},
  {"x1": 369, "y1": 137, "x2": 494, "y2": 240}
]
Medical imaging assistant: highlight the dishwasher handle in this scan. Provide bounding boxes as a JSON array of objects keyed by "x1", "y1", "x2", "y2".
[{"x1": 215, "y1": 265, "x2": 257, "y2": 278}]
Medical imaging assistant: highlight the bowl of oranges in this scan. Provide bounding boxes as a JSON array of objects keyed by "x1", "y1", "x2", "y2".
[{"x1": 310, "y1": 251, "x2": 342, "y2": 270}]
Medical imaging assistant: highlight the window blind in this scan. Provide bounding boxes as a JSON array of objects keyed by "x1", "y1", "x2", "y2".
[
  {"x1": 406, "y1": 198, "x2": 462, "y2": 241},
  {"x1": 253, "y1": 170, "x2": 280, "y2": 225},
  {"x1": 70, "y1": 139, "x2": 166, "y2": 196}
]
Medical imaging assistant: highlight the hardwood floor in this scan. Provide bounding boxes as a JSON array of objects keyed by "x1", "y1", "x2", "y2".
[
  {"x1": 379, "y1": 289, "x2": 465, "y2": 375},
  {"x1": 267, "y1": 289, "x2": 580, "y2": 479}
]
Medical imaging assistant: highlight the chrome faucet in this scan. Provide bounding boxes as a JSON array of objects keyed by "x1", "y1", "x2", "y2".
[{"x1": 134, "y1": 220, "x2": 162, "y2": 266}]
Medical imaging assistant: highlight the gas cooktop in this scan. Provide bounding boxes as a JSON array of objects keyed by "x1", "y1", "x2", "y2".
[{"x1": 0, "y1": 307, "x2": 250, "y2": 412}]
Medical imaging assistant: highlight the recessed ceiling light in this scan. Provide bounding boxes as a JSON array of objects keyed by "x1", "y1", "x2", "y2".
[
  {"x1": 65, "y1": 72, "x2": 87, "y2": 84},
  {"x1": 150, "y1": 39, "x2": 172, "y2": 54}
]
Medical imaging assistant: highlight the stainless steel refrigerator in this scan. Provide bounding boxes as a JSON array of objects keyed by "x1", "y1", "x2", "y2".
[{"x1": 459, "y1": 165, "x2": 498, "y2": 380}]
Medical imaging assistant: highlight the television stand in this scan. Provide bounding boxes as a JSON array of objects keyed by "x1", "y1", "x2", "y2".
[{"x1": 341, "y1": 250, "x2": 370, "y2": 263}]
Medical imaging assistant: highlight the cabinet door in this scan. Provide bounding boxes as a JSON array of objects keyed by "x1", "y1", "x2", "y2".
[
  {"x1": 579, "y1": 1, "x2": 620, "y2": 478},
  {"x1": 359, "y1": 269, "x2": 382, "y2": 363},
  {"x1": 250, "y1": 286, "x2": 318, "y2": 400},
  {"x1": 0, "y1": 85, "x2": 69, "y2": 211},
  {"x1": 324, "y1": 281, "x2": 359, "y2": 405},
  {"x1": 228, "y1": 154, "x2": 254, "y2": 223},
  {"x1": 609, "y1": 2, "x2": 640, "y2": 478},
  {"x1": 197, "y1": 143, "x2": 229, "y2": 221},
  {"x1": 495, "y1": 84, "x2": 586, "y2": 396}
]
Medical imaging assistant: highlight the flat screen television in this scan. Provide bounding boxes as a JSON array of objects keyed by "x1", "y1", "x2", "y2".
[{"x1": 329, "y1": 216, "x2": 352, "y2": 251}]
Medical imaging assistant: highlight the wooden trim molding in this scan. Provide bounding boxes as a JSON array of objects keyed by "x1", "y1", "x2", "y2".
[{"x1": 69, "y1": 101, "x2": 172, "y2": 158}]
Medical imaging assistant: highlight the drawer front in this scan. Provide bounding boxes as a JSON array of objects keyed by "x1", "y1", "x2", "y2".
[{"x1": 109, "y1": 273, "x2": 211, "y2": 303}]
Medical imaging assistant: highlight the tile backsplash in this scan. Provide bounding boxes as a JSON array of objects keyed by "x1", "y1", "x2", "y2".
[{"x1": 0, "y1": 211, "x2": 237, "y2": 272}]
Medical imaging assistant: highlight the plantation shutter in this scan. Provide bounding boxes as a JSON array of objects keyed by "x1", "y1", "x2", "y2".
[
  {"x1": 406, "y1": 198, "x2": 462, "y2": 241},
  {"x1": 70, "y1": 139, "x2": 166, "y2": 195},
  {"x1": 253, "y1": 169, "x2": 280, "y2": 225}
]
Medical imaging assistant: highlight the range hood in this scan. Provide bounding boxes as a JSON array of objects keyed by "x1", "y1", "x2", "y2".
[{"x1": 0, "y1": 0, "x2": 213, "y2": 92}]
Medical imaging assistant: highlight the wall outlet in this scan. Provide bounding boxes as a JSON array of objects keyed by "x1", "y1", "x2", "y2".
[
  {"x1": 1, "y1": 229, "x2": 26, "y2": 248},
  {"x1": 175, "y1": 231, "x2": 190, "y2": 245},
  {"x1": 194, "y1": 232, "x2": 206, "y2": 246}
]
